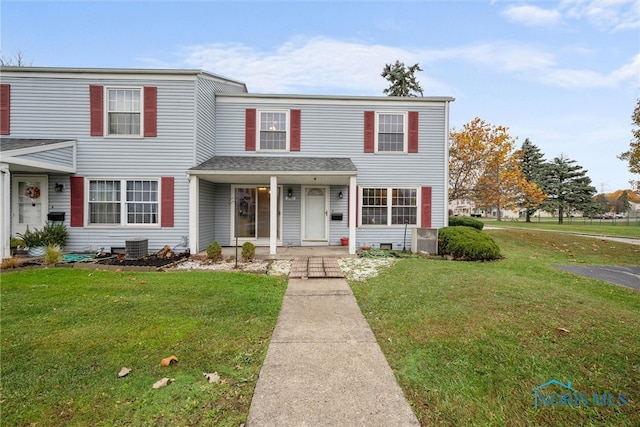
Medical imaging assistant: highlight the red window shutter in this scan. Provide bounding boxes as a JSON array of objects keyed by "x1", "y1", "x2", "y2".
[
  {"x1": 245, "y1": 108, "x2": 256, "y2": 151},
  {"x1": 70, "y1": 177, "x2": 84, "y2": 227},
  {"x1": 408, "y1": 111, "x2": 419, "y2": 153},
  {"x1": 161, "y1": 177, "x2": 174, "y2": 227},
  {"x1": 0, "y1": 84, "x2": 10, "y2": 135},
  {"x1": 89, "y1": 85, "x2": 103, "y2": 136},
  {"x1": 421, "y1": 186, "x2": 432, "y2": 228},
  {"x1": 290, "y1": 109, "x2": 301, "y2": 151},
  {"x1": 364, "y1": 111, "x2": 375, "y2": 153},
  {"x1": 144, "y1": 86, "x2": 157, "y2": 137}
]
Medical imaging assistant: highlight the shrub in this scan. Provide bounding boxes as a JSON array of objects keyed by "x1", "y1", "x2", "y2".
[
  {"x1": 241, "y1": 242, "x2": 256, "y2": 262},
  {"x1": 206, "y1": 241, "x2": 223, "y2": 262},
  {"x1": 438, "y1": 226, "x2": 501, "y2": 261},
  {"x1": 1, "y1": 257, "x2": 22, "y2": 269},
  {"x1": 44, "y1": 244, "x2": 64, "y2": 265},
  {"x1": 17, "y1": 222, "x2": 68, "y2": 248},
  {"x1": 448, "y1": 216, "x2": 484, "y2": 230}
]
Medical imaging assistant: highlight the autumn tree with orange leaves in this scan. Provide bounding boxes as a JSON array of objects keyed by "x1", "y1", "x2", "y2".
[{"x1": 449, "y1": 118, "x2": 545, "y2": 221}]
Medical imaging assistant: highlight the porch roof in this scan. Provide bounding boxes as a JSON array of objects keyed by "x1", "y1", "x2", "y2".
[
  {"x1": 188, "y1": 155, "x2": 357, "y2": 185},
  {"x1": 0, "y1": 138, "x2": 77, "y2": 173}
]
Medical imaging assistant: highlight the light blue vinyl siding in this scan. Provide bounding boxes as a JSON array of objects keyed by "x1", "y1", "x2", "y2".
[
  {"x1": 15, "y1": 146, "x2": 74, "y2": 168},
  {"x1": 213, "y1": 96, "x2": 449, "y2": 247},
  {"x1": 5, "y1": 72, "x2": 213, "y2": 252}
]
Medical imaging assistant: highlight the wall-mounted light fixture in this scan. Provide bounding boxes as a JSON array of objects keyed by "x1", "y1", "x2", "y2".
[
  {"x1": 287, "y1": 188, "x2": 293, "y2": 198},
  {"x1": 54, "y1": 183, "x2": 64, "y2": 193},
  {"x1": 338, "y1": 191, "x2": 343, "y2": 199}
]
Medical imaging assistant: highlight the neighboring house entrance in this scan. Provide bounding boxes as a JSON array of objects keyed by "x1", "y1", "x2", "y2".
[
  {"x1": 12, "y1": 175, "x2": 48, "y2": 236},
  {"x1": 302, "y1": 186, "x2": 329, "y2": 245}
]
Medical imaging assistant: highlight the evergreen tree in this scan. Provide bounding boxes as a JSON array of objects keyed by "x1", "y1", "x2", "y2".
[
  {"x1": 381, "y1": 61, "x2": 424, "y2": 97},
  {"x1": 541, "y1": 154, "x2": 597, "y2": 224},
  {"x1": 518, "y1": 138, "x2": 547, "y2": 222}
]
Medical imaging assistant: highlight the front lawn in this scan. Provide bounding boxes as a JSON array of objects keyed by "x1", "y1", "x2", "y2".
[
  {"x1": 351, "y1": 230, "x2": 639, "y2": 426},
  {"x1": 1, "y1": 269, "x2": 287, "y2": 426}
]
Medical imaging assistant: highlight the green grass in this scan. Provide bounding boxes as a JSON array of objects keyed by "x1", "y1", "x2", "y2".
[
  {"x1": 351, "y1": 230, "x2": 640, "y2": 426},
  {"x1": 480, "y1": 217, "x2": 640, "y2": 239},
  {"x1": 1, "y1": 269, "x2": 287, "y2": 426}
]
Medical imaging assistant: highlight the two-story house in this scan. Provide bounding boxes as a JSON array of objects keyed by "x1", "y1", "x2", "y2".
[{"x1": 1, "y1": 67, "x2": 453, "y2": 258}]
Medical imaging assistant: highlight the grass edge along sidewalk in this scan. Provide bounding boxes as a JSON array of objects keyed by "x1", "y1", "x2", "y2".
[
  {"x1": 1, "y1": 269, "x2": 288, "y2": 427},
  {"x1": 350, "y1": 229, "x2": 639, "y2": 426}
]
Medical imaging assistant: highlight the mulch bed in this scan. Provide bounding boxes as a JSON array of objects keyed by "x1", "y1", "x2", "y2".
[{"x1": 95, "y1": 251, "x2": 190, "y2": 268}]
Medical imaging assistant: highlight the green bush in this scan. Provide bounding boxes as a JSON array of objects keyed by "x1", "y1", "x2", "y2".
[
  {"x1": 241, "y1": 242, "x2": 256, "y2": 262},
  {"x1": 448, "y1": 216, "x2": 484, "y2": 230},
  {"x1": 206, "y1": 241, "x2": 222, "y2": 262},
  {"x1": 17, "y1": 222, "x2": 68, "y2": 248},
  {"x1": 438, "y1": 226, "x2": 501, "y2": 261}
]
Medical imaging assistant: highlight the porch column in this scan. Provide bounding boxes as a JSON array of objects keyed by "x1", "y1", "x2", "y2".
[
  {"x1": 269, "y1": 175, "x2": 277, "y2": 255},
  {"x1": 348, "y1": 175, "x2": 356, "y2": 255},
  {"x1": 0, "y1": 164, "x2": 10, "y2": 259},
  {"x1": 188, "y1": 174, "x2": 199, "y2": 254}
]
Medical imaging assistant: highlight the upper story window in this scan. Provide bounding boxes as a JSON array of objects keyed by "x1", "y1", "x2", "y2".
[
  {"x1": 259, "y1": 110, "x2": 289, "y2": 151},
  {"x1": 377, "y1": 112, "x2": 407, "y2": 153},
  {"x1": 107, "y1": 88, "x2": 142, "y2": 136}
]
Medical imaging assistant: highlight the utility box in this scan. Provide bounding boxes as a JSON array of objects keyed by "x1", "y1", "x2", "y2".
[{"x1": 411, "y1": 228, "x2": 438, "y2": 254}]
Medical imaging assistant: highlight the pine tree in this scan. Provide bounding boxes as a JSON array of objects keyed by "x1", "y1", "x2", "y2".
[
  {"x1": 518, "y1": 139, "x2": 547, "y2": 222},
  {"x1": 381, "y1": 61, "x2": 424, "y2": 97},
  {"x1": 541, "y1": 155, "x2": 597, "y2": 224}
]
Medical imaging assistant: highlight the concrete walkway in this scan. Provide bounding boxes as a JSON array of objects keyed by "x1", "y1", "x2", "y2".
[{"x1": 246, "y1": 276, "x2": 419, "y2": 426}]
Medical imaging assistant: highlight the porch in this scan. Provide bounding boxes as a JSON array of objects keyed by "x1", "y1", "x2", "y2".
[{"x1": 219, "y1": 244, "x2": 353, "y2": 260}]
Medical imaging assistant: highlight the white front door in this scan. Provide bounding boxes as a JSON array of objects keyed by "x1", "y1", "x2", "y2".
[
  {"x1": 12, "y1": 175, "x2": 48, "y2": 236},
  {"x1": 302, "y1": 186, "x2": 328, "y2": 244}
]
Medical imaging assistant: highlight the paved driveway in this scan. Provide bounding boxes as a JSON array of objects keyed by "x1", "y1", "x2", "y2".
[{"x1": 555, "y1": 265, "x2": 640, "y2": 291}]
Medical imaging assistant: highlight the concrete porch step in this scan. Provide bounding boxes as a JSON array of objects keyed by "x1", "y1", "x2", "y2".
[{"x1": 289, "y1": 257, "x2": 345, "y2": 278}]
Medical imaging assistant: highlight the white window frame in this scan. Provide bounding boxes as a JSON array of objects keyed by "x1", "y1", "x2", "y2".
[
  {"x1": 359, "y1": 186, "x2": 420, "y2": 227},
  {"x1": 86, "y1": 178, "x2": 161, "y2": 228},
  {"x1": 104, "y1": 86, "x2": 144, "y2": 138},
  {"x1": 256, "y1": 109, "x2": 290, "y2": 152},
  {"x1": 375, "y1": 111, "x2": 408, "y2": 154}
]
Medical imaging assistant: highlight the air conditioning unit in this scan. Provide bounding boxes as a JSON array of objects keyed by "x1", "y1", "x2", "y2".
[
  {"x1": 411, "y1": 228, "x2": 438, "y2": 254},
  {"x1": 125, "y1": 238, "x2": 148, "y2": 259}
]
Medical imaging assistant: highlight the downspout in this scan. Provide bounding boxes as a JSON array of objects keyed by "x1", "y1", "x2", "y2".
[{"x1": 0, "y1": 163, "x2": 10, "y2": 259}]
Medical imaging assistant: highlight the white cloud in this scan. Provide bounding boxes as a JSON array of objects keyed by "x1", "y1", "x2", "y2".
[
  {"x1": 179, "y1": 37, "x2": 452, "y2": 95},
  {"x1": 502, "y1": 5, "x2": 562, "y2": 26},
  {"x1": 540, "y1": 53, "x2": 640, "y2": 87},
  {"x1": 562, "y1": 0, "x2": 640, "y2": 31},
  {"x1": 176, "y1": 36, "x2": 638, "y2": 94}
]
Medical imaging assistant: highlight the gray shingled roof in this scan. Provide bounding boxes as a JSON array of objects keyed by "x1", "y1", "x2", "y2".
[
  {"x1": 190, "y1": 156, "x2": 357, "y2": 173},
  {"x1": 0, "y1": 138, "x2": 74, "y2": 152}
]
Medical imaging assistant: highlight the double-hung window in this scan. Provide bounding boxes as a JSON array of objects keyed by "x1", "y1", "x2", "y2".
[
  {"x1": 259, "y1": 110, "x2": 288, "y2": 151},
  {"x1": 361, "y1": 187, "x2": 417, "y2": 225},
  {"x1": 376, "y1": 112, "x2": 407, "y2": 153},
  {"x1": 88, "y1": 179, "x2": 158, "y2": 226},
  {"x1": 107, "y1": 88, "x2": 142, "y2": 136}
]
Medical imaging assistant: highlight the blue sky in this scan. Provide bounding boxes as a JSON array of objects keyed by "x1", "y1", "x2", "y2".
[{"x1": 2, "y1": 0, "x2": 639, "y2": 192}]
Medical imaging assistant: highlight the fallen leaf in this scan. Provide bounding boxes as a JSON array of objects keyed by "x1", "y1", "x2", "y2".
[
  {"x1": 152, "y1": 378, "x2": 174, "y2": 389},
  {"x1": 556, "y1": 327, "x2": 570, "y2": 334},
  {"x1": 204, "y1": 372, "x2": 220, "y2": 383},
  {"x1": 160, "y1": 355, "x2": 179, "y2": 367},
  {"x1": 118, "y1": 367, "x2": 131, "y2": 378}
]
